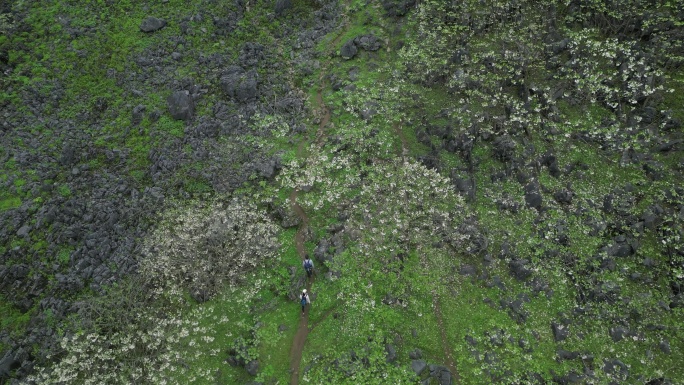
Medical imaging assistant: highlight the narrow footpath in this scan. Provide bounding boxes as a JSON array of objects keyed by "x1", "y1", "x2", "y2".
[
  {"x1": 287, "y1": 15, "x2": 350, "y2": 384},
  {"x1": 287, "y1": 189, "x2": 312, "y2": 385}
]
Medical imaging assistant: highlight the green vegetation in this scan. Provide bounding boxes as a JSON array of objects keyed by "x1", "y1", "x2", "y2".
[
  {"x1": 1, "y1": 0, "x2": 683, "y2": 384},
  {"x1": 0, "y1": 196, "x2": 21, "y2": 211}
]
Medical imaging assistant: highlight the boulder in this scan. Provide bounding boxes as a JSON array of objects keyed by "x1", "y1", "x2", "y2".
[
  {"x1": 140, "y1": 17, "x2": 167, "y2": 33},
  {"x1": 428, "y1": 365, "x2": 452, "y2": 385},
  {"x1": 602, "y1": 359, "x2": 628, "y2": 379},
  {"x1": 246, "y1": 359, "x2": 259, "y2": 376},
  {"x1": 167, "y1": 91, "x2": 194, "y2": 120},
  {"x1": 659, "y1": 339, "x2": 671, "y2": 354},
  {"x1": 385, "y1": 344, "x2": 397, "y2": 363},
  {"x1": 509, "y1": 259, "x2": 532, "y2": 281},
  {"x1": 132, "y1": 104, "x2": 146, "y2": 125},
  {"x1": 220, "y1": 66, "x2": 258, "y2": 103},
  {"x1": 354, "y1": 34, "x2": 382, "y2": 51},
  {"x1": 525, "y1": 191, "x2": 543, "y2": 209},
  {"x1": 0, "y1": 351, "x2": 19, "y2": 382},
  {"x1": 459, "y1": 264, "x2": 477, "y2": 276},
  {"x1": 382, "y1": 0, "x2": 416, "y2": 17},
  {"x1": 340, "y1": 39, "x2": 358, "y2": 59},
  {"x1": 551, "y1": 322, "x2": 569, "y2": 342},
  {"x1": 409, "y1": 348, "x2": 423, "y2": 359},
  {"x1": 411, "y1": 359, "x2": 427, "y2": 375},
  {"x1": 275, "y1": 0, "x2": 292, "y2": 16},
  {"x1": 557, "y1": 349, "x2": 580, "y2": 361}
]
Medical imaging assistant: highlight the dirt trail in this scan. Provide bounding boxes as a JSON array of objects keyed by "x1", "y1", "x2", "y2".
[
  {"x1": 288, "y1": 13, "x2": 351, "y2": 385},
  {"x1": 433, "y1": 294, "x2": 460, "y2": 384},
  {"x1": 288, "y1": 189, "x2": 312, "y2": 385}
]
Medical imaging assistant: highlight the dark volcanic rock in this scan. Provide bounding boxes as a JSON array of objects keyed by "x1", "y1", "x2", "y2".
[
  {"x1": 525, "y1": 191, "x2": 543, "y2": 209},
  {"x1": 340, "y1": 39, "x2": 358, "y2": 59},
  {"x1": 0, "y1": 351, "x2": 20, "y2": 382},
  {"x1": 354, "y1": 34, "x2": 382, "y2": 51},
  {"x1": 220, "y1": 66, "x2": 258, "y2": 103},
  {"x1": 275, "y1": 0, "x2": 292, "y2": 16},
  {"x1": 509, "y1": 259, "x2": 532, "y2": 281},
  {"x1": 428, "y1": 364, "x2": 452, "y2": 385},
  {"x1": 246, "y1": 359, "x2": 259, "y2": 376},
  {"x1": 409, "y1": 348, "x2": 423, "y2": 359},
  {"x1": 460, "y1": 264, "x2": 477, "y2": 276},
  {"x1": 385, "y1": 344, "x2": 397, "y2": 363},
  {"x1": 382, "y1": 0, "x2": 416, "y2": 17},
  {"x1": 411, "y1": 359, "x2": 427, "y2": 375},
  {"x1": 551, "y1": 322, "x2": 569, "y2": 342},
  {"x1": 167, "y1": 91, "x2": 194, "y2": 120},
  {"x1": 140, "y1": 17, "x2": 167, "y2": 32},
  {"x1": 602, "y1": 358, "x2": 628, "y2": 380}
]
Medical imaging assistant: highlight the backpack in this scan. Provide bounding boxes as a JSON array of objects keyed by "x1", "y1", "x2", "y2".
[
  {"x1": 304, "y1": 260, "x2": 312, "y2": 269},
  {"x1": 300, "y1": 294, "x2": 307, "y2": 306}
]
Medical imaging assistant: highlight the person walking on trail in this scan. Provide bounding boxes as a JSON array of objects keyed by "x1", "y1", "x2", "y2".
[
  {"x1": 303, "y1": 254, "x2": 314, "y2": 278},
  {"x1": 300, "y1": 289, "x2": 310, "y2": 315}
]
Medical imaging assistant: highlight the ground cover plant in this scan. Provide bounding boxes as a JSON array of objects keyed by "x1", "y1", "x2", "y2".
[{"x1": 0, "y1": 0, "x2": 683, "y2": 384}]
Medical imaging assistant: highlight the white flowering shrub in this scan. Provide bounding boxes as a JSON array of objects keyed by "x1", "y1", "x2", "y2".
[
  {"x1": 25, "y1": 282, "x2": 253, "y2": 384},
  {"x1": 139, "y1": 196, "x2": 281, "y2": 299},
  {"x1": 349, "y1": 159, "x2": 465, "y2": 256},
  {"x1": 277, "y1": 151, "x2": 361, "y2": 212},
  {"x1": 25, "y1": 197, "x2": 280, "y2": 384},
  {"x1": 557, "y1": 30, "x2": 665, "y2": 106}
]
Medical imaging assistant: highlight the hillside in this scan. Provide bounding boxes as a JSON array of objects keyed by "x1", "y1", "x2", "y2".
[{"x1": 1, "y1": 0, "x2": 683, "y2": 384}]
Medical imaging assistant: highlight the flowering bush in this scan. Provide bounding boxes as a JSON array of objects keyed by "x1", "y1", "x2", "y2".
[{"x1": 139, "y1": 196, "x2": 281, "y2": 300}]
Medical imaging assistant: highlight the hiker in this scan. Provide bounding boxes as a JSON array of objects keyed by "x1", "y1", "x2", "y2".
[
  {"x1": 303, "y1": 254, "x2": 314, "y2": 278},
  {"x1": 300, "y1": 289, "x2": 310, "y2": 314}
]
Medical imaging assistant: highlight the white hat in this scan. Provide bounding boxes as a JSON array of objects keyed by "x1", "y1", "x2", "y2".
[{"x1": 302, "y1": 289, "x2": 307, "y2": 293}]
